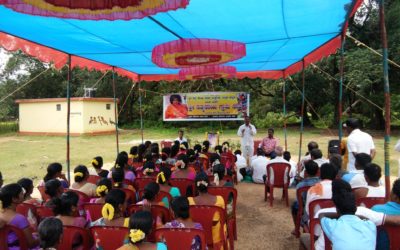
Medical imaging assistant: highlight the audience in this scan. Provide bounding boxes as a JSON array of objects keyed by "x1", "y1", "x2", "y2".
[
  {"x1": 235, "y1": 149, "x2": 247, "y2": 182},
  {"x1": 90, "y1": 178, "x2": 112, "y2": 204},
  {"x1": 297, "y1": 141, "x2": 319, "y2": 178},
  {"x1": 250, "y1": 148, "x2": 268, "y2": 184},
  {"x1": 17, "y1": 178, "x2": 40, "y2": 205},
  {"x1": 44, "y1": 179, "x2": 64, "y2": 206},
  {"x1": 91, "y1": 156, "x2": 109, "y2": 178},
  {"x1": 171, "y1": 154, "x2": 196, "y2": 180},
  {"x1": 156, "y1": 166, "x2": 181, "y2": 207},
  {"x1": 91, "y1": 189, "x2": 128, "y2": 227},
  {"x1": 283, "y1": 151, "x2": 297, "y2": 186},
  {"x1": 38, "y1": 217, "x2": 63, "y2": 250},
  {"x1": 39, "y1": 162, "x2": 69, "y2": 188},
  {"x1": 70, "y1": 165, "x2": 97, "y2": 197},
  {"x1": 364, "y1": 163, "x2": 385, "y2": 198},
  {"x1": 112, "y1": 167, "x2": 135, "y2": 191},
  {"x1": 52, "y1": 191, "x2": 87, "y2": 228},
  {"x1": 342, "y1": 153, "x2": 371, "y2": 189}
]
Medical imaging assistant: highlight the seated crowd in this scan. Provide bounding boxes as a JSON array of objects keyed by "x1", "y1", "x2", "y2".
[{"x1": 0, "y1": 136, "x2": 238, "y2": 250}]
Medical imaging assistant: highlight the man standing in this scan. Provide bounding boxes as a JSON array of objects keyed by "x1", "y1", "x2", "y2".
[
  {"x1": 237, "y1": 115, "x2": 257, "y2": 166},
  {"x1": 175, "y1": 130, "x2": 187, "y2": 144},
  {"x1": 259, "y1": 128, "x2": 279, "y2": 158},
  {"x1": 345, "y1": 118, "x2": 376, "y2": 172}
]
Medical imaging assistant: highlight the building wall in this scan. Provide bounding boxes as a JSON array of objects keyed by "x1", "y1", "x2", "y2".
[{"x1": 82, "y1": 101, "x2": 116, "y2": 133}]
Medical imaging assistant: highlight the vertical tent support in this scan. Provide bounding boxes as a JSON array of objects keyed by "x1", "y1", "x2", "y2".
[
  {"x1": 379, "y1": 0, "x2": 391, "y2": 201},
  {"x1": 112, "y1": 67, "x2": 119, "y2": 155},
  {"x1": 298, "y1": 60, "x2": 306, "y2": 162},
  {"x1": 338, "y1": 34, "x2": 345, "y2": 143},
  {"x1": 139, "y1": 81, "x2": 144, "y2": 144},
  {"x1": 66, "y1": 54, "x2": 71, "y2": 182},
  {"x1": 283, "y1": 77, "x2": 287, "y2": 151}
]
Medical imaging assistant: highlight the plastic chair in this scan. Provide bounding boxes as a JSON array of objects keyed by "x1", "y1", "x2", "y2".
[
  {"x1": 65, "y1": 189, "x2": 91, "y2": 203},
  {"x1": 59, "y1": 226, "x2": 92, "y2": 250},
  {"x1": 16, "y1": 203, "x2": 38, "y2": 220},
  {"x1": 37, "y1": 185, "x2": 51, "y2": 202},
  {"x1": 352, "y1": 187, "x2": 368, "y2": 200},
  {"x1": 378, "y1": 225, "x2": 400, "y2": 250},
  {"x1": 161, "y1": 140, "x2": 173, "y2": 148},
  {"x1": 253, "y1": 140, "x2": 262, "y2": 155},
  {"x1": 208, "y1": 186, "x2": 238, "y2": 248},
  {"x1": 133, "y1": 177, "x2": 156, "y2": 191},
  {"x1": 169, "y1": 178, "x2": 195, "y2": 197},
  {"x1": 128, "y1": 204, "x2": 172, "y2": 242},
  {"x1": 90, "y1": 226, "x2": 128, "y2": 250},
  {"x1": 264, "y1": 162, "x2": 290, "y2": 207},
  {"x1": 155, "y1": 227, "x2": 206, "y2": 250},
  {"x1": 356, "y1": 197, "x2": 385, "y2": 209},
  {"x1": 83, "y1": 203, "x2": 103, "y2": 222},
  {"x1": 137, "y1": 190, "x2": 173, "y2": 205},
  {"x1": 36, "y1": 206, "x2": 55, "y2": 221},
  {"x1": 0, "y1": 224, "x2": 29, "y2": 250},
  {"x1": 308, "y1": 199, "x2": 335, "y2": 250},
  {"x1": 198, "y1": 157, "x2": 210, "y2": 170},
  {"x1": 87, "y1": 175, "x2": 101, "y2": 185},
  {"x1": 189, "y1": 205, "x2": 228, "y2": 250},
  {"x1": 294, "y1": 185, "x2": 313, "y2": 238},
  {"x1": 121, "y1": 188, "x2": 137, "y2": 204}
]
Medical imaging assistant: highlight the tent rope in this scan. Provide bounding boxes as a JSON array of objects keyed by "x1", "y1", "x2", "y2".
[
  {"x1": 118, "y1": 82, "x2": 137, "y2": 116},
  {"x1": 90, "y1": 70, "x2": 109, "y2": 89}
]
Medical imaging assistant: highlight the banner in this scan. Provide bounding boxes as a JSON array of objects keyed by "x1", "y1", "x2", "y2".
[{"x1": 163, "y1": 92, "x2": 250, "y2": 121}]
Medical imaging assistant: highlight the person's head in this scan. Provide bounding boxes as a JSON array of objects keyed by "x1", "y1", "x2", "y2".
[
  {"x1": 354, "y1": 153, "x2": 372, "y2": 170},
  {"x1": 187, "y1": 149, "x2": 196, "y2": 163},
  {"x1": 74, "y1": 165, "x2": 89, "y2": 183},
  {"x1": 162, "y1": 147, "x2": 171, "y2": 157},
  {"x1": 304, "y1": 160, "x2": 319, "y2": 177},
  {"x1": 115, "y1": 151, "x2": 129, "y2": 169},
  {"x1": 156, "y1": 166, "x2": 171, "y2": 185},
  {"x1": 0, "y1": 183, "x2": 24, "y2": 209},
  {"x1": 138, "y1": 144, "x2": 146, "y2": 156},
  {"x1": 320, "y1": 163, "x2": 337, "y2": 180},
  {"x1": 176, "y1": 154, "x2": 189, "y2": 169},
  {"x1": 178, "y1": 130, "x2": 184, "y2": 139},
  {"x1": 170, "y1": 94, "x2": 182, "y2": 105},
  {"x1": 150, "y1": 143, "x2": 160, "y2": 156},
  {"x1": 390, "y1": 179, "x2": 400, "y2": 203},
  {"x1": 52, "y1": 191, "x2": 79, "y2": 216},
  {"x1": 364, "y1": 163, "x2": 382, "y2": 185},
  {"x1": 45, "y1": 179, "x2": 63, "y2": 199},
  {"x1": 329, "y1": 154, "x2": 342, "y2": 172},
  {"x1": 96, "y1": 178, "x2": 112, "y2": 198},
  {"x1": 234, "y1": 149, "x2": 242, "y2": 156},
  {"x1": 209, "y1": 153, "x2": 221, "y2": 165},
  {"x1": 170, "y1": 145, "x2": 179, "y2": 158},
  {"x1": 310, "y1": 149, "x2": 323, "y2": 160},
  {"x1": 38, "y1": 217, "x2": 63, "y2": 249},
  {"x1": 102, "y1": 189, "x2": 126, "y2": 220},
  {"x1": 267, "y1": 128, "x2": 274, "y2": 138},
  {"x1": 195, "y1": 172, "x2": 209, "y2": 193},
  {"x1": 283, "y1": 151, "x2": 291, "y2": 162},
  {"x1": 214, "y1": 145, "x2": 223, "y2": 155},
  {"x1": 244, "y1": 115, "x2": 250, "y2": 125},
  {"x1": 193, "y1": 144, "x2": 202, "y2": 154},
  {"x1": 171, "y1": 196, "x2": 190, "y2": 219},
  {"x1": 91, "y1": 156, "x2": 103, "y2": 170},
  {"x1": 213, "y1": 163, "x2": 225, "y2": 180},
  {"x1": 111, "y1": 167, "x2": 125, "y2": 188},
  {"x1": 275, "y1": 146, "x2": 283, "y2": 157},
  {"x1": 332, "y1": 179, "x2": 356, "y2": 215},
  {"x1": 128, "y1": 211, "x2": 153, "y2": 244},
  {"x1": 142, "y1": 161, "x2": 156, "y2": 176},
  {"x1": 202, "y1": 141, "x2": 210, "y2": 152},
  {"x1": 44, "y1": 162, "x2": 63, "y2": 182},
  {"x1": 344, "y1": 118, "x2": 361, "y2": 134},
  {"x1": 307, "y1": 141, "x2": 319, "y2": 153},
  {"x1": 256, "y1": 148, "x2": 265, "y2": 157},
  {"x1": 130, "y1": 146, "x2": 138, "y2": 156},
  {"x1": 17, "y1": 178, "x2": 34, "y2": 199},
  {"x1": 142, "y1": 182, "x2": 159, "y2": 201},
  {"x1": 144, "y1": 141, "x2": 152, "y2": 149}
]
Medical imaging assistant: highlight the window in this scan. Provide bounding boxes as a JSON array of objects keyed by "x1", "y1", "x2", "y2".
[
  {"x1": 106, "y1": 104, "x2": 111, "y2": 110},
  {"x1": 56, "y1": 104, "x2": 61, "y2": 111}
]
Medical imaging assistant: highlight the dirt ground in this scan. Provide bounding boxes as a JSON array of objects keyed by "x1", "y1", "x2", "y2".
[{"x1": 235, "y1": 183, "x2": 298, "y2": 250}]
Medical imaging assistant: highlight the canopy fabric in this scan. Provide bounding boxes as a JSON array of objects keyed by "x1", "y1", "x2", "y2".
[{"x1": 0, "y1": 0, "x2": 362, "y2": 81}]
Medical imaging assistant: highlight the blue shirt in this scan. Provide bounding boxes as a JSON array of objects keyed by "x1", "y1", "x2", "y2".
[
  {"x1": 321, "y1": 215, "x2": 376, "y2": 250},
  {"x1": 296, "y1": 177, "x2": 320, "y2": 190},
  {"x1": 372, "y1": 202, "x2": 400, "y2": 250}
]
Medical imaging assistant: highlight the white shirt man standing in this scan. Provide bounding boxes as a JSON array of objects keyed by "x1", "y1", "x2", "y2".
[
  {"x1": 237, "y1": 115, "x2": 257, "y2": 166},
  {"x1": 345, "y1": 118, "x2": 376, "y2": 172}
]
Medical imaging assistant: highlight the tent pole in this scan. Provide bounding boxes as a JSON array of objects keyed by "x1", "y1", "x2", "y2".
[
  {"x1": 66, "y1": 54, "x2": 71, "y2": 182},
  {"x1": 338, "y1": 34, "x2": 345, "y2": 144},
  {"x1": 139, "y1": 81, "x2": 144, "y2": 144},
  {"x1": 298, "y1": 60, "x2": 306, "y2": 163},
  {"x1": 379, "y1": 0, "x2": 391, "y2": 201},
  {"x1": 283, "y1": 77, "x2": 287, "y2": 151},
  {"x1": 112, "y1": 67, "x2": 119, "y2": 155}
]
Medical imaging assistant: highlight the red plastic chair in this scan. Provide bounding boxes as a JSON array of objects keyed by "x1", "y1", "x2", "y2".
[
  {"x1": 352, "y1": 187, "x2": 368, "y2": 200},
  {"x1": 59, "y1": 226, "x2": 92, "y2": 250},
  {"x1": 155, "y1": 227, "x2": 206, "y2": 250},
  {"x1": 308, "y1": 199, "x2": 335, "y2": 250},
  {"x1": 253, "y1": 140, "x2": 262, "y2": 155},
  {"x1": 356, "y1": 197, "x2": 385, "y2": 209},
  {"x1": 264, "y1": 162, "x2": 291, "y2": 207},
  {"x1": 137, "y1": 190, "x2": 173, "y2": 205},
  {"x1": 121, "y1": 188, "x2": 137, "y2": 204},
  {"x1": 208, "y1": 186, "x2": 238, "y2": 248},
  {"x1": 198, "y1": 157, "x2": 210, "y2": 171},
  {"x1": 379, "y1": 225, "x2": 400, "y2": 249},
  {"x1": 0, "y1": 224, "x2": 29, "y2": 250},
  {"x1": 37, "y1": 185, "x2": 51, "y2": 202},
  {"x1": 133, "y1": 177, "x2": 156, "y2": 191},
  {"x1": 65, "y1": 189, "x2": 91, "y2": 202},
  {"x1": 294, "y1": 185, "x2": 313, "y2": 238},
  {"x1": 16, "y1": 203, "x2": 38, "y2": 219},
  {"x1": 130, "y1": 162, "x2": 143, "y2": 170},
  {"x1": 90, "y1": 226, "x2": 128, "y2": 250},
  {"x1": 87, "y1": 175, "x2": 101, "y2": 185},
  {"x1": 220, "y1": 153, "x2": 236, "y2": 170},
  {"x1": 169, "y1": 178, "x2": 195, "y2": 197},
  {"x1": 161, "y1": 140, "x2": 173, "y2": 148},
  {"x1": 189, "y1": 205, "x2": 228, "y2": 250},
  {"x1": 83, "y1": 203, "x2": 103, "y2": 222},
  {"x1": 36, "y1": 206, "x2": 55, "y2": 221},
  {"x1": 128, "y1": 204, "x2": 172, "y2": 242}
]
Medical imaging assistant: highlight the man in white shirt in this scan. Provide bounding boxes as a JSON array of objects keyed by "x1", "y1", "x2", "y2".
[
  {"x1": 310, "y1": 149, "x2": 329, "y2": 167},
  {"x1": 283, "y1": 151, "x2": 298, "y2": 186},
  {"x1": 297, "y1": 141, "x2": 319, "y2": 178},
  {"x1": 364, "y1": 163, "x2": 385, "y2": 197},
  {"x1": 345, "y1": 118, "x2": 376, "y2": 172},
  {"x1": 175, "y1": 130, "x2": 187, "y2": 144},
  {"x1": 237, "y1": 115, "x2": 257, "y2": 166},
  {"x1": 251, "y1": 148, "x2": 268, "y2": 184},
  {"x1": 235, "y1": 149, "x2": 247, "y2": 182}
]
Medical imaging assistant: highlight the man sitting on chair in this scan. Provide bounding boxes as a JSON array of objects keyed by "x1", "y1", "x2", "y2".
[{"x1": 259, "y1": 128, "x2": 279, "y2": 158}]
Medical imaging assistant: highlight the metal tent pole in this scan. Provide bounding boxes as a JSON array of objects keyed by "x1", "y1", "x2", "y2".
[
  {"x1": 139, "y1": 81, "x2": 144, "y2": 144},
  {"x1": 298, "y1": 60, "x2": 306, "y2": 162},
  {"x1": 66, "y1": 54, "x2": 71, "y2": 182},
  {"x1": 379, "y1": 0, "x2": 391, "y2": 201},
  {"x1": 338, "y1": 35, "x2": 345, "y2": 143},
  {"x1": 112, "y1": 67, "x2": 120, "y2": 155},
  {"x1": 283, "y1": 77, "x2": 287, "y2": 151}
]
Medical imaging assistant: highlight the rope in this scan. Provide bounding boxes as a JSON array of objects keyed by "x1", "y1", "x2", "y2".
[
  {"x1": 138, "y1": 88, "x2": 164, "y2": 96},
  {"x1": 118, "y1": 82, "x2": 137, "y2": 116},
  {"x1": 287, "y1": 76, "x2": 335, "y2": 136},
  {"x1": 90, "y1": 70, "x2": 109, "y2": 89}
]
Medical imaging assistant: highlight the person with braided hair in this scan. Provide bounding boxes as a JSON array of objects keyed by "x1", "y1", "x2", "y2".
[
  {"x1": 157, "y1": 166, "x2": 180, "y2": 208},
  {"x1": 117, "y1": 211, "x2": 167, "y2": 250}
]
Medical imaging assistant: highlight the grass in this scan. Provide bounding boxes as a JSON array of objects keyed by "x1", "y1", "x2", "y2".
[{"x1": 0, "y1": 127, "x2": 399, "y2": 184}]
